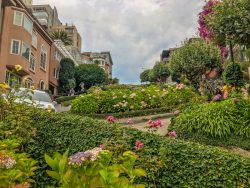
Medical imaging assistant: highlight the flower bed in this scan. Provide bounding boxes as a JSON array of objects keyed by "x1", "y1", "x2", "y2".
[
  {"x1": 24, "y1": 112, "x2": 250, "y2": 188},
  {"x1": 71, "y1": 85, "x2": 205, "y2": 114}
]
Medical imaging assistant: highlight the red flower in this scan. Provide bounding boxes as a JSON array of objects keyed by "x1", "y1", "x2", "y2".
[{"x1": 134, "y1": 140, "x2": 144, "y2": 151}]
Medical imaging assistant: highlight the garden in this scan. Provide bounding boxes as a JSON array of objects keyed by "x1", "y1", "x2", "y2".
[{"x1": 0, "y1": 0, "x2": 250, "y2": 187}]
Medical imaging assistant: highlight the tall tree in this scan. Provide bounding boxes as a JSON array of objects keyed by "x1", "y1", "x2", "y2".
[
  {"x1": 75, "y1": 64, "x2": 107, "y2": 89},
  {"x1": 169, "y1": 40, "x2": 222, "y2": 85},
  {"x1": 152, "y1": 61, "x2": 170, "y2": 82},
  {"x1": 51, "y1": 30, "x2": 73, "y2": 46},
  {"x1": 206, "y1": 0, "x2": 250, "y2": 62},
  {"x1": 59, "y1": 58, "x2": 76, "y2": 94},
  {"x1": 140, "y1": 69, "x2": 151, "y2": 83}
]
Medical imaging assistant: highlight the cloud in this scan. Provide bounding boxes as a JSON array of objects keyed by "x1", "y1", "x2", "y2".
[{"x1": 33, "y1": 0, "x2": 204, "y2": 84}]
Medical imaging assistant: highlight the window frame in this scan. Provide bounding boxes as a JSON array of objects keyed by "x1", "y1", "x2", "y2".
[
  {"x1": 13, "y1": 11, "x2": 23, "y2": 26},
  {"x1": 23, "y1": 14, "x2": 33, "y2": 35},
  {"x1": 10, "y1": 39, "x2": 21, "y2": 55},
  {"x1": 29, "y1": 52, "x2": 36, "y2": 72}
]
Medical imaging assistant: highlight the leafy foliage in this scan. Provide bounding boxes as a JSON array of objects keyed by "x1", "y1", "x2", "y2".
[
  {"x1": 59, "y1": 58, "x2": 76, "y2": 94},
  {"x1": 75, "y1": 64, "x2": 107, "y2": 89},
  {"x1": 206, "y1": 0, "x2": 250, "y2": 48},
  {"x1": 169, "y1": 40, "x2": 222, "y2": 84},
  {"x1": 170, "y1": 99, "x2": 250, "y2": 138},
  {"x1": 24, "y1": 112, "x2": 250, "y2": 187},
  {"x1": 51, "y1": 30, "x2": 73, "y2": 46},
  {"x1": 0, "y1": 139, "x2": 38, "y2": 188},
  {"x1": 223, "y1": 62, "x2": 245, "y2": 87},
  {"x1": 71, "y1": 95, "x2": 99, "y2": 114},
  {"x1": 140, "y1": 70, "x2": 151, "y2": 83},
  {"x1": 45, "y1": 150, "x2": 146, "y2": 188},
  {"x1": 152, "y1": 62, "x2": 170, "y2": 82}
]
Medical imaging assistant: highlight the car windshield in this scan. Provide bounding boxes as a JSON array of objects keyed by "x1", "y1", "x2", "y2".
[{"x1": 15, "y1": 90, "x2": 52, "y2": 103}]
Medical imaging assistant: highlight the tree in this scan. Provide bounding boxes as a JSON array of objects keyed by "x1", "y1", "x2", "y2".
[
  {"x1": 206, "y1": 0, "x2": 250, "y2": 62},
  {"x1": 140, "y1": 69, "x2": 151, "y2": 83},
  {"x1": 51, "y1": 30, "x2": 73, "y2": 46},
  {"x1": 75, "y1": 64, "x2": 107, "y2": 89},
  {"x1": 59, "y1": 58, "x2": 76, "y2": 94},
  {"x1": 152, "y1": 62, "x2": 170, "y2": 82},
  {"x1": 169, "y1": 40, "x2": 222, "y2": 85}
]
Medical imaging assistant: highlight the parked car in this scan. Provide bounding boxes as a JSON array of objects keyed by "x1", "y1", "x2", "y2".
[{"x1": 13, "y1": 88, "x2": 57, "y2": 112}]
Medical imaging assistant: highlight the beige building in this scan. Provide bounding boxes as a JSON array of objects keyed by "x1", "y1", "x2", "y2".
[
  {"x1": 22, "y1": 0, "x2": 32, "y2": 6},
  {"x1": 51, "y1": 24, "x2": 82, "y2": 52}
]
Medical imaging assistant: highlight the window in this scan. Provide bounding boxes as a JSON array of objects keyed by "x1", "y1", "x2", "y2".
[
  {"x1": 54, "y1": 68, "x2": 60, "y2": 79},
  {"x1": 30, "y1": 52, "x2": 35, "y2": 71},
  {"x1": 39, "y1": 80, "x2": 45, "y2": 90},
  {"x1": 5, "y1": 71, "x2": 22, "y2": 88},
  {"x1": 24, "y1": 78, "x2": 33, "y2": 88},
  {"x1": 54, "y1": 51, "x2": 62, "y2": 62},
  {"x1": 40, "y1": 45, "x2": 47, "y2": 70},
  {"x1": 23, "y1": 15, "x2": 33, "y2": 34},
  {"x1": 11, "y1": 40, "x2": 20, "y2": 55},
  {"x1": 32, "y1": 32, "x2": 37, "y2": 48},
  {"x1": 13, "y1": 11, "x2": 23, "y2": 26},
  {"x1": 21, "y1": 42, "x2": 30, "y2": 60}
]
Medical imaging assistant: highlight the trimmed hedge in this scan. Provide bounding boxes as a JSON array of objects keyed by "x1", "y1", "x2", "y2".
[
  {"x1": 56, "y1": 95, "x2": 78, "y2": 104},
  {"x1": 24, "y1": 112, "x2": 250, "y2": 188}
]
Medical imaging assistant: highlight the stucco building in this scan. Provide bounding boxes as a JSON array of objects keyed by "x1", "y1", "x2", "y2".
[{"x1": 0, "y1": 0, "x2": 61, "y2": 95}]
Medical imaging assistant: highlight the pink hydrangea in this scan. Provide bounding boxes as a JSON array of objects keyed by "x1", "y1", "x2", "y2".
[
  {"x1": 106, "y1": 116, "x2": 116, "y2": 123},
  {"x1": 134, "y1": 140, "x2": 144, "y2": 151},
  {"x1": 213, "y1": 94, "x2": 222, "y2": 102},
  {"x1": 168, "y1": 131, "x2": 177, "y2": 138},
  {"x1": 149, "y1": 119, "x2": 162, "y2": 128},
  {"x1": 127, "y1": 118, "x2": 134, "y2": 125}
]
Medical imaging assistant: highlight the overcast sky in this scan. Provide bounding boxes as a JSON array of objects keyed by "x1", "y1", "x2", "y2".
[{"x1": 33, "y1": 0, "x2": 205, "y2": 84}]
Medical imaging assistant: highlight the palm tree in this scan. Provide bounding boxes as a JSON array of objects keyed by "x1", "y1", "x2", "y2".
[{"x1": 51, "y1": 30, "x2": 73, "y2": 46}]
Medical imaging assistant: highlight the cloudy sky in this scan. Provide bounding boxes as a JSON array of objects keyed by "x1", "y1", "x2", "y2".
[{"x1": 33, "y1": 0, "x2": 205, "y2": 84}]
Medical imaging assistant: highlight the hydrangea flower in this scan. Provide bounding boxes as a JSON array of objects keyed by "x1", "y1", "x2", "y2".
[
  {"x1": 127, "y1": 118, "x2": 134, "y2": 125},
  {"x1": 213, "y1": 94, "x2": 222, "y2": 102},
  {"x1": 176, "y1": 84, "x2": 185, "y2": 90},
  {"x1": 106, "y1": 116, "x2": 116, "y2": 123},
  {"x1": 168, "y1": 131, "x2": 177, "y2": 138},
  {"x1": 134, "y1": 141, "x2": 144, "y2": 151},
  {"x1": 149, "y1": 119, "x2": 162, "y2": 128},
  {"x1": 0, "y1": 154, "x2": 16, "y2": 169},
  {"x1": 68, "y1": 147, "x2": 103, "y2": 166}
]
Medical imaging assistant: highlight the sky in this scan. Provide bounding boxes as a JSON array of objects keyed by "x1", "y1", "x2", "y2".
[{"x1": 33, "y1": 0, "x2": 205, "y2": 84}]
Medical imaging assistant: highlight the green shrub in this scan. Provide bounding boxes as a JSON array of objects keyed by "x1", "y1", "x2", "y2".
[
  {"x1": 24, "y1": 112, "x2": 250, "y2": 188},
  {"x1": 71, "y1": 95, "x2": 99, "y2": 114},
  {"x1": 71, "y1": 85, "x2": 205, "y2": 114},
  {"x1": 170, "y1": 99, "x2": 250, "y2": 138},
  {"x1": 223, "y1": 62, "x2": 245, "y2": 87}
]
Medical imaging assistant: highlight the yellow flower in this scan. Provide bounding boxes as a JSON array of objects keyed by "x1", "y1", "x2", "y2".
[
  {"x1": 0, "y1": 83, "x2": 10, "y2": 90},
  {"x1": 15, "y1": 64, "x2": 22, "y2": 72},
  {"x1": 30, "y1": 86, "x2": 35, "y2": 90},
  {"x1": 47, "y1": 105, "x2": 52, "y2": 113}
]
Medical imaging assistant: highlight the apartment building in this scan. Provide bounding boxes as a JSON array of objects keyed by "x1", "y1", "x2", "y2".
[
  {"x1": 82, "y1": 51, "x2": 113, "y2": 78},
  {"x1": 28, "y1": 4, "x2": 62, "y2": 30},
  {"x1": 0, "y1": 0, "x2": 61, "y2": 95}
]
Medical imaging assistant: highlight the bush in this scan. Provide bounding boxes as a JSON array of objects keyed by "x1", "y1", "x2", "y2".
[
  {"x1": 223, "y1": 62, "x2": 244, "y2": 87},
  {"x1": 71, "y1": 85, "x2": 205, "y2": 114},
  {"x1": 24, "y1": 112, "x2": 250, "y2": 188},
  {"x1": 169, "y1": 98, "x2": 250, "y2": 151},
  {"x1": 170, "y1": 99, "x2": 250, "y2": 138},
  {"x1": 71, "y1": 95, "x2": 99, "y2": 114}
]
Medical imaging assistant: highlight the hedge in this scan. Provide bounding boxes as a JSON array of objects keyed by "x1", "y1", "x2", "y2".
[
  {"x1": 56, "y1": 95, "x2": 78, "y2": 104},
  {"x1": 24, "y1": 112, "x2": 250, "y2": 188}
]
